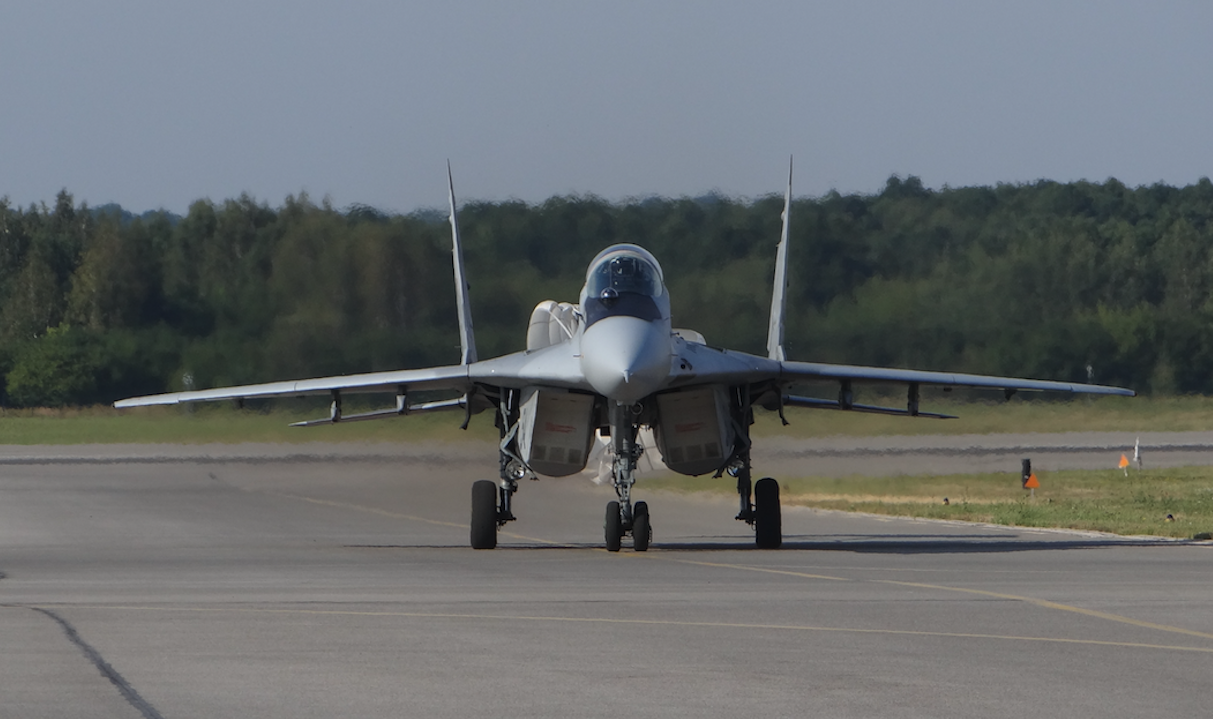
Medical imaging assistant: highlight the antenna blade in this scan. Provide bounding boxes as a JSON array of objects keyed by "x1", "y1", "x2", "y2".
[
  {"x1": 448, "y1": 162, "x2": 478, "y2": 364},
  {"x1": 766, "y1": 156, "x2": 792, "y2": 361}
]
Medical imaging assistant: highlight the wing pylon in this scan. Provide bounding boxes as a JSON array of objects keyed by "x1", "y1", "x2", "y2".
[
  {"x1": 288, "y1": 395, "x2": 468, "y2": 427},
  {"x1": 783, "y1": 394, "x2": 957, "y2": 419}
]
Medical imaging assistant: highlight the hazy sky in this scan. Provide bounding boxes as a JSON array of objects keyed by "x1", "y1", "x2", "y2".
[{"x1": 3, "y1": 1, "x2": 1211, "y2": 214}]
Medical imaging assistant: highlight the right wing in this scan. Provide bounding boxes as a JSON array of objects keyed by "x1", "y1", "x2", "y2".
[
  {"x1": 780, "y1": 360, "x2": 1136, "y2": 396},
  {"x1": 113, "y1": 340, "x2": 593, "y2": 416},
  {"x1": 113, "y1": 364, "x2": 473, "y2": 408}
]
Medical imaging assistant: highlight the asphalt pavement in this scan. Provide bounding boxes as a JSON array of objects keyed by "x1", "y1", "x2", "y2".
[{"x1": 1, "y1": 439, "x2": 1211, "y2": 718}]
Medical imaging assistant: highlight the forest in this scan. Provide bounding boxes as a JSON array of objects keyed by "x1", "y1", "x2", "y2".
[{"x1": 2, "y1": 174, "x2": 1213, "y2": 408}]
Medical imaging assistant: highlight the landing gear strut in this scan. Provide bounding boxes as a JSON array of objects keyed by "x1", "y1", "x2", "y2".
[
  {"x1": 730, "y1": 394, "x2": 782, "y2": 549},
  {"x1": 734, "y1": 461, "x2": 782, "y2": 549},
  {"x1": 603, "y1": 401, "x2": 651, "y2": 552},
  {"x1": 470, "y1": 390, "x2": 524, "y2": 550}
]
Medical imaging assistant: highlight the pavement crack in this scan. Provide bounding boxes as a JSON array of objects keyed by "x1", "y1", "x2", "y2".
[{"x1": 30, "y1": 607, "x2": 166, "y2": 719}]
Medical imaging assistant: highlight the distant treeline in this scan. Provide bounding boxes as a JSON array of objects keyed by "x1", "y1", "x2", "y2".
[{"x1": 2, "y1": 175, "x2": 1213, "y2": 407}]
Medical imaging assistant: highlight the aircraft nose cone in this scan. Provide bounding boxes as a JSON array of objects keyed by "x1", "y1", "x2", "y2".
[{"x1": 580, "y1": 316, "x2": 671, "y2": 403}]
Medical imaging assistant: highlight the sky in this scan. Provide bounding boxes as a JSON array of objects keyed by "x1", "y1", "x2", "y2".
[{"x1": 2, "y1": 1, "x2": 1212, "y2": 215}]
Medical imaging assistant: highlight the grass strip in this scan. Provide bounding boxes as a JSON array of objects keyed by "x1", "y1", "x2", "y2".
[
  {"x1": 751, "y1": 394, "x2": 1213, "y2": 437},
  {"x1": 644, "y1": 466, "x2": 1213, "y2": 539}
]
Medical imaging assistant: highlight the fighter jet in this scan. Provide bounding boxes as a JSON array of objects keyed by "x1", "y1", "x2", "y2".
[{"x1": 115, "y1": 163, "x2": 1136, "y2": 551}]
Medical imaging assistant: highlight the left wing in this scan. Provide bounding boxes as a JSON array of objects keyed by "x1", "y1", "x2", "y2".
[{"x1": 767, "y1": 359, "x2": 1133, "y2": 419}]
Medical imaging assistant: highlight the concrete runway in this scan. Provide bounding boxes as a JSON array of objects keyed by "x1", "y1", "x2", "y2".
[{"x1": 2, "y1": 439, "x2": 1212, "y2": 718}]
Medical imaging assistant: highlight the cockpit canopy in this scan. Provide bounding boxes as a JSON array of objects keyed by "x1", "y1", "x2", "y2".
[
  {"x1": 580, "y1": 245, "x2": 668, "y2": 327},
  {"x1": 585, "y1": 245, "x2": 664, "y2": 299}
]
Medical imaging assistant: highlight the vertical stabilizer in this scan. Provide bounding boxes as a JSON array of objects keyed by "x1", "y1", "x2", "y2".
[
  {"x1": 448, "y1": 162, "x2": 478, "y2": 364},
  {"x1": 766, "y1": 157, "x2": 792, "y2": 361}
]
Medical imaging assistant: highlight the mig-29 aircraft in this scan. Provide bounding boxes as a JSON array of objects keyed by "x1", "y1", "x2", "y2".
[{"x1": 115, "y1": 164, "x2": 1136, "y2": 551}]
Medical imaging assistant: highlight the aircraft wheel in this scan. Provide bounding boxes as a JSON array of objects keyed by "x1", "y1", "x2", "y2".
[
  {"x1": 633, "y1": 501, "x2": 650, "y2": 552},
  {"x1": 605, "y1": 501, "x2": 623, "y2": 552},
  {"x1": 470, "y1": 480, "x2": 498, "y2": 550},
  {"x1": 754, "y1": 477, "x2": 782, "y2": 549}
]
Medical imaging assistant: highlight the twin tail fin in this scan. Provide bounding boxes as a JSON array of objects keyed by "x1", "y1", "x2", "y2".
[{"x1": 766, "y1": 157, "x2": 792, "y2": 361}]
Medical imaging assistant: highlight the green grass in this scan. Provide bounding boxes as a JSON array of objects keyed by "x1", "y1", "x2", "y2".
[
  {"x1": 752, "y1": 394, "x2": 1213, "y2": 437},
  {"x1": 644, "y1": 466, "x2": 1213, "y2": 539},
  {"x1": 1, "y1": 394, "x2": 1211, "y2": 445}
]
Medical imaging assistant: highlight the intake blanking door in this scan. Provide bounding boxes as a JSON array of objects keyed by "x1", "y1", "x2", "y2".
[{"x1": 654, "y1": 386, "x2": 734, "y2": 476}]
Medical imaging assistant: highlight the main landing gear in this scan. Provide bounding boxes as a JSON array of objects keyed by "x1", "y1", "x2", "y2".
[
  {"x1": 732, "y1": 447, "x2": 782, "y2": 549},
  {"x1": 471, "y1": 390, "x2": 525, "y2": 550},
  {"x1": 470, "y1": 389, "x2": 782, "y2": 551},
  {"x1": 470, "y1": 474, "x2": 519, "y2": 550},
  {"x1": 470, "y1": 479, "x2": 499, "y2": 549}
]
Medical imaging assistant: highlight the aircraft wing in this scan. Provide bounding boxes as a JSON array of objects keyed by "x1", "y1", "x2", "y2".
[
  {"x1": 113, "y1": 364, "x2": 473, "y2": 408},
  {"x1": 779, "y1": 360, "x2": 1136, "y2": 396}
]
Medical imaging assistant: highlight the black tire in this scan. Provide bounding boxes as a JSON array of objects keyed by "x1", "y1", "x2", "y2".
[
  {"x1": 754, "y1": 477, "x2": 782, "y2": 549},
  {"x1": 470, "y1": 480, "x2": 498, "y2": 549},
  {"x1": 633, "y1": 501, "x2": 650, "y2": 552},
  {"x1": 605, "y1": 501, "x2": 623, "y2": 552}
]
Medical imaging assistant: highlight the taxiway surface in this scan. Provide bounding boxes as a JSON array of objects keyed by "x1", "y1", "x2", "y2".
[{"x1": 1, "y1": 440, "x2": 1210, "y2": 718}]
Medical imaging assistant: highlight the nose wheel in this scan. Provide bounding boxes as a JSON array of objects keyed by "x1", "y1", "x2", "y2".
[
  {"x1": 604, "y1": 500, "x2": 652, "y2": 552},
  {"x1": 604, "y1": 501, "x2": 623, "y2": 551},
  {"x1": 632, "y1": 501, "x2": 650, "y2": 551}
]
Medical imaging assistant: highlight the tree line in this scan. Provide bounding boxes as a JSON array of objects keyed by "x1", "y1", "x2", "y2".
[{"x1": 2, "y1": 174, "x2": 1213, "y2": 407}]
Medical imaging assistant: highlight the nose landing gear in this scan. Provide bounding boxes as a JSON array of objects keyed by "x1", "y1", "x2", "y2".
[
  {"x1": 604, "y1": 401, "x2": 652, "y2": 552},
  {"x1": 604, "y1": 499, "x2": 651, "y2": 552}
]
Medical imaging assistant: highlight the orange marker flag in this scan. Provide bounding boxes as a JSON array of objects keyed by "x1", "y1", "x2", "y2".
[
  {"x1": 1118, "y1": 454, "x2": 1130, "y2": 469},
  {"x1": 1024, "y1": 473, "x2": 1040, "y2": 489}
]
